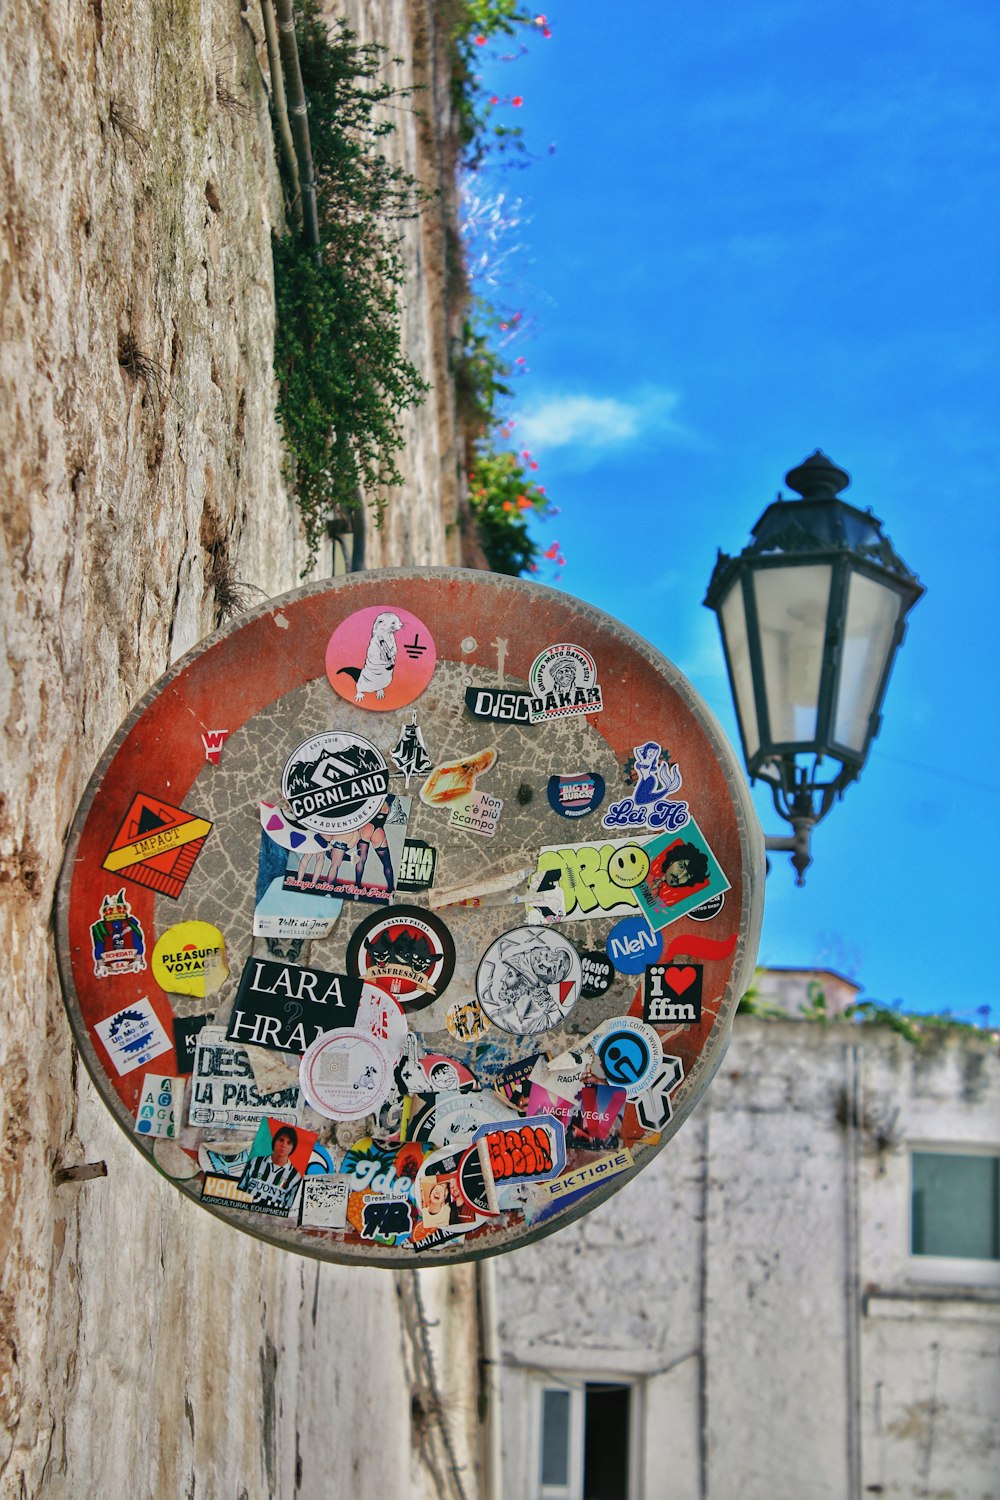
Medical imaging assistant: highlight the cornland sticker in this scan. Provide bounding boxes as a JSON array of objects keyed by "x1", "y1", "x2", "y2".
[
  {"x1": 476, "y1": 927, "x2": 583, "y2": 1036},
  {"x1": 133, "y1": 1073, "x2": 184, "y2": 1138},
  {"x1": 643, "y1": 963, "x2": 704, "y2": 1025},
  {"x1": 189, "y1": 1026, "x2": 301, "y2": 1130},
  {"x1": 281, "y1": 732, "x2": 391, "y2": 835},
  {"x1": 95, "y1": 998, "x2": 172, "y2": 1076},
  {"x1": 535, "y1": 837, "x2": 651, "y2": 921},
  {"x1": 528, "y1": 644, "x2": 603, "y2": 723},
  {"x1": 547, "y1": 773, "x2": 606, "y2": 820},
  {"x1": 151, "y1": 921, "x2": 227, "y2": 998},
  {"x1": 346, "y1": 906, "x2": 456, "y2": 1010},
  {"x1": 90, "y1": 890, "x2": 147, "y2": 978},
  {"x1": 464, "y1": 686, "x2": 535, "y2": 724},
  {"x1": 325, "y1": 605, "x2": 437, "y2": 712},
  {"x1": 101, "y1": 792, "x2": 213, "y2": 899}
]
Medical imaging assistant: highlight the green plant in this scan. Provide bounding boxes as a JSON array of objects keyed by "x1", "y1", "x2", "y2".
[
  {"x1": 270, "y1": 7, "x2": 429, "y2": 569},
  {"x1": 467, "y1": 444, "x2": 550, "y2": 575}
]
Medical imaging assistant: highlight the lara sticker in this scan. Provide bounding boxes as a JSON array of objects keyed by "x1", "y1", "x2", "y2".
[
  {"x1": 528, "y1": 643, "x2": 603, "y2": 723},
  {"x1": 281, "y1": 732, "x2": 391, "y2": 835},
  {"x1": 326, "y1": 605, "x2": 436, "y2": 710},
  {"x1": 226, "y1": 957, "x2": 368, "y2": 1054},
  {"x1": 475, "y1": 926, "x2": 582, "y2": 1036}
]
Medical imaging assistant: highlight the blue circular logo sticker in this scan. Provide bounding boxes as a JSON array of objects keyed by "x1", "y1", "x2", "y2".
[
  {"x1": 546, "y1": 772, "x2": 606, "y2": 819},
  {"x1": 606, "y1": 915, "x2": 662, "y2": 974},
  {"x1": 593, "y1": 1018, "x2": 662, "y2": 1098}
]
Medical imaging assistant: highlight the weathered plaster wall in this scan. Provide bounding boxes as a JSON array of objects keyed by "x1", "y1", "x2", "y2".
[
  {"x1": 493, "y1": 1018, "x2": 1000, "y2": 1500},
  {"x1": 0, "y1": 1, "x2": 479, "y2": 1495}
]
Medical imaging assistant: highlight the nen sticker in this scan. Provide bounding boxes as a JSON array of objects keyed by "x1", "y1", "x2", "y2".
[
  {"x1": 346, "y1": 905, "x2": 456, "y2": 1009},
  {"x1": 476, "y1": 927, "x2": 583, "y2": 1036},
  {"x1": 643, "y1": 963, "x2": 703, "y2": 1026},
  {"x1": 528, "y1": 644, "x2": 603, "y2": 723},
  {"x1": 151, "y1": 920, "x2": 227, "y2": 998},
  {"x1": 90, "y1": 890, "x2": 147, "y2": 978},
  {"x1": 633, "y1": 820, "x2": 731, "y2": 932},
  {"x1": 547, "y1": 772, "x2": 606, "y2": 820},
  {"x1": 101, "y1": 792, "x2": 213, "y2": 899},
  {"x1": 281, "y1": 732, "x2": 392, "y2": 835},
  {"x1": 325, "y1": 605, "x2": 436, "y2": 711}
]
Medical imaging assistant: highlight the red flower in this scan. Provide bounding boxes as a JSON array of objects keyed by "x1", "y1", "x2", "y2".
[
  {"x1": 475, "y1": 34, "x2": 486, "y2": 45},
  {"x1": 529, "y1": 460, "x2": 539, "y2": 470},
  {"x1": 543, "y1": 27, "x2": 551, "y2": 38},
  {"x1": 512, "y1": 96, "x2": 523, "y2": 107},
  {"x1": 490, "y1": 96, "x2": 499, "y2": 105},
  {"x1": 516, "y1": 356, "x2": 526, "y2": 364},
  {"x1": 544, "y1": 542, "x2": 560, "y2": 560}
]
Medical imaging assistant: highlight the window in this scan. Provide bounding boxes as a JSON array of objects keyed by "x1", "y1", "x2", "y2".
[
  {"x1": 538, "y1": 1380, "x2": 636, "y2": 1500},
  {"x1": 910, "y1": 1150, "x2": 1000, "y2": 1262}
]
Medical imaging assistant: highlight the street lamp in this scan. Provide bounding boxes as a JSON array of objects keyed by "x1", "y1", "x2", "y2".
[{"x1": 704, "y1": 451, "x2": 924, "y2": 884}]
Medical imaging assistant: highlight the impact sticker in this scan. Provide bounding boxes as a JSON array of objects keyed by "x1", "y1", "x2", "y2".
[
  {"x1": 602, "y1": 741, "x2": 688, "y2": 833},
  {"x1": 395, "y1": 839, "x2": 437, "y2": 892},
  {"x1": 643, "y1": 964, "x2": 703, "y2": 1026},
  {"x1": 528, "y1": 643, "x2": 603, "y2": 723},
  {"x1": 589, "y1": 1016, "x2": 662, "y2": 1099},
  {"x1": 633, "y1": 820, "x2": 731, "y2": 932},
  {"x1": 94, "y1": 998, "x2": 172, "y2": 1076},
  {"x1": 606, "y1": 916, "x2": 662, "y2": 974},
  {"x1": 535, "y1": 836, "x2": 652, "y2": 921},
  {"x1": 579, "y1": 951, "x2": 615, "y2": 998},
  {"x1": 547, "y1": 772, "x2": 606, "y2": 820},
  {"x1": 449, "y1": 790, "x2": 503, "y2": 838},
  {"x1": 201, "y1": 729, "x2": 229, "y2": 764},
  {"x1": 101, "y1": 792, "x2": 212, "y2": 899},
  {"x1": 133, "y1": 1073, "x2": 184, "y2": 1138},
  {"x1": 346, "y1": 906, "x2": 456, "y2": 1009},
  {"x1": 464, "y1": 686, "x2": 534, "y2": 724},
  {"x1": 299, "y1": 1175, "x2": 350, "y2": 1230},
  {"x1": 390, "y1": 713, "x2": 433, "y2": 787},
  {"x1": 189, "y1": 1026, "x2": 301, "y2": 1130},
  {"x1": 420, "y1": 747, "x2": 497, "y2": 807},
  {"x1": 151, "y1": 921, "x2": 227, "y2": 998},
  {"x1": 281, "y1": 732, "x2": 391, "y2": 835},
  {"x1": 326, "y1": 605, "x2": 436, "y2": 710},
  {"x1": 476, "y1": 927, "x2": 582, "y2": 1036},
  {"x1": 226, "y1": 958, "x2": 369, "y2": 1054},
  {"x1": 299, "y1": 1029, "x2": 394, "y2": 1121},
  {"x1": 90, "y1": 890, "x2": 147, "y2": 977}
]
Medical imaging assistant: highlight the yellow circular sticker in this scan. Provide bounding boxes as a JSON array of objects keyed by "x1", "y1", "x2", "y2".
[
  {"x1": 607, "y1": 844, "x2": 651, "y2": 889},
  {"x1": 152, "y1": 921, "x2": 228, "y2": 998}
]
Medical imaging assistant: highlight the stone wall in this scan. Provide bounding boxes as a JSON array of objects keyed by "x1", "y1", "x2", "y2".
[{"x1": 0, "y1": 0, "x2": 481, "y2": 1495}]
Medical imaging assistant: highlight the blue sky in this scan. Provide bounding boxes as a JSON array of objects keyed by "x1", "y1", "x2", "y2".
[{"x1": 471, "y1": 0, "x2": 1000, "y2": 1021}]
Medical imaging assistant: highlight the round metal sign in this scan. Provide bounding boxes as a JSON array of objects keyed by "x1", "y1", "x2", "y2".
[{"x1": 57, "y1": 569, "x2": 763, "y2": 1264}]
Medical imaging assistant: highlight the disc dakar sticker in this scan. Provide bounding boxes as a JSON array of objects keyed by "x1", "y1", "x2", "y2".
[
  {"x1": 281, "y1": 732, "x2": 390, "y2": 834},
  {"x1": 151, "y1": 920, "x2": 228, "y2": 998},
  {"x1": 528, "y1": 644, "x2": 603, "y2": 724},
  {"x1": 476, "y1": 926, "x2": 582, "y2": 1036},
  {"x1": 346, "y1": 905, "x2": 456, "y2": 1010}
]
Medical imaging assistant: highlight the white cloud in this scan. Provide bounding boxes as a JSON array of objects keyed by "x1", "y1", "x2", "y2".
[{"x1": 515, "y1": 387, "x2": 690, "y2": 454}]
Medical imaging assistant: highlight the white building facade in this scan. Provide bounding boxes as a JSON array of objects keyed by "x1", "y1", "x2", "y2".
[{"x1": 491, "y1": 991, "x2": 1000, "y2": 1500}]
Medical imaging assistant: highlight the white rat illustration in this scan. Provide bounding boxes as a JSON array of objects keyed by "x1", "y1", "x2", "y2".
[{"x1": 337, "y1": 611, "x2": 403, "y2": 701}]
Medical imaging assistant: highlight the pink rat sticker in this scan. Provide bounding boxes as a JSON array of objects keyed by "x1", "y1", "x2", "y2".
[{"x1": 326, "y1": 605, "x2": 437, "y2": 711}]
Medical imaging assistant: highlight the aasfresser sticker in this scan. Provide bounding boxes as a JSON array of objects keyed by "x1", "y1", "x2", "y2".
[
  {"x1": 151, "y1": 920, "x2": 227, "y2": 998},
  {"x1": 281, "y1": 732, "x2": 391, "y2": 835},
  {"x1": 326, "y1": 605, "x2": 436, "y2": 711},
  {"x1": 528, "y1": 643, "x2": 603, "y2": 723},
  {"x1": 101, "y1": 792, "x2": 212, "y2": 899},
  {"x1": 476, "y1": 926, "x2": 582, "y2": 1036},
  {"x1": 346, "y1": 905, "x2": 456, "y2": 1010},
  {"x1": 90, "y1": 889, "x2": 147, "y2": 977}
]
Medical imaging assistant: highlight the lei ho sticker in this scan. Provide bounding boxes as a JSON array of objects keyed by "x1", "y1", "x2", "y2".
[
  {"x1": 299, "y1": 1030, "x2": 394, "y2": 1121},
  {"x1": 281, "y1": 732, "x2": 390, "y2": 835},
  {"x1": 346, "y1": 906, "x2": 456, "y2": 1010},
  {"x1": 325, "y1": 605, "x2": 436, "y2": 711},
  {"x1": 528, "y1": 644, "x2": 603, "y2": 724},
  {"x1": 476, "y1": 927, "x2": 582, "y2": 1036}
]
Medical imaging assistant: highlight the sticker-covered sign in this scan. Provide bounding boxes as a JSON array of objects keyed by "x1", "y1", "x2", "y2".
[{"x1": 326, "y1": 605, "x2": 436, "y2": 710}]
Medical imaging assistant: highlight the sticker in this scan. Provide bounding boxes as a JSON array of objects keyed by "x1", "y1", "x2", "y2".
[
  {"x1": 173, "y1": 1013, "x2": 212, "y2": 1073},
  {"x1": 94, "y1": 998, "x2": 172, "y2": 1076},
  {"x1": 232, "y1": 1118, "x2": 319, "y2": 1217},
  {"x1": 201, "y1": 1175, "x2": 255, "y2": 1210},
  {"x1": 455, "y1": 1141, "x2": 499, "y2": 1216},
  {"x1": 607, "y1": 915, "x2": 662, "y2": 974},
  {"x1": 449, "y1": 790, "x2": 503, "y2": 838},
  {"x1": 525, "y1": 1081, "x2": 575, "y2": 1129},
  {"x1": 590, "y1": 1016, "x2": 662, "y2": 1098},
  {"x1": 535, "y1": 837, "x2": 652, "y2": 920},
  {"x1": 689, "y1": 892, "x2": 726, "y2": 922},
  {"x1": 445, "y1": 998, "x2": 491, "y2": 1042},
  {"x1": 90, "y1": 890, "x2": 147, "y2": 977},
  {"x1": 547, "y1": 773, "x2": 606, "y2": 820},
  {"x1": 528, "y1": 643, "x2": 603, "y2": 723},
  {"x1": 299, "y1": 1175, "x2": 349, "y2": 1230},
  {"x1": 198, "y1": 1143, "x2": 251, "y2": 1179},
  {"x1": 533, "y1": 1147, "x2": 634, "y2": 1203},
  {"x1": 201, "y1": 729, "x2": 229, "y2": 764},
  {"x1": 133, "y1": 1073, "x2": 184, "y2": 1137},
  {"x1": 347, "y1": 906, "x2": 455, "y2": 1010},
  {"x1": 632, "y1": 1056, "x2": 684, "y2": 1132},
  {"x1": 602, "y1": 741, "x2": 688, "y2": 833},
  {"x1": 326, "y1": 605, "x2": 436, "y2": 710},
  {"x1": 633, "y1": 821, "x2": 731, "y2": 932},
  {"x1": 412, "y1": 1145, "x2": 488, "y2": 1247},
  {"x1": 189, "y1": 1026, "x2": 301, "y2": 1130},
  {"x1": 394, "y1": 1034, "x2": 480, "y2": 1094},
  {"x1": 395, "y1": 839, "x2": 437, "y2": 892},
  {"x1": 476, "y1": 927, "x2": 583, "y2": 1036},
  {"x1": 405, "y1": 1091, "x2": 518, "y2": 1148},
  {"x1": 472, "y1": 1115, "x2": 565, "y2": 1190},
  {"x1": 643, "y1": 964, "x2": 703, "y2": 1026},
  {"x1": 579, "y1": 951, "x2": 615, "y2": 998},
  {"x1": 101, "y1": 792, "x2": 212, "y2": 899},
  {"x1": 227, "y1": 958, "x2": 370, "y2": 1054},
  {"x1": 255, "y1": 803, "x2": 341, "y2": 938},
  {"x1": 391, "y1": 713, "x2": 434, "y2": 787},
  {"x1": 565, "y1": 1085, "x2": 627, "y2": 1150},
  {"x1": 299, "y1": 1030, "x2": 394, "y2": 1121},
  {"x1": 464, "y1": 686, "x2": 535, "y2": 724},
  {"x1": 281, "y1": 732, "x2": 391, "y2": 835},
  {"x1": 341, "y1": 1136, "x2": 426, "y2": 1199},
  {"x1": 361, "y1": 1196, "x2": 415, "y2": 1242},
  {"x1": 151, "y1": 921, "x2": 227, "y2": 998},
  {"x1": 280, "y1": 795, "x2": 411, "y2": 906},
  {"x1": 419, "y1": 747, "x2": 497, "y2": 807},
  {"x1": 490, "y1": 1055, "x2": 542, "y2": 1113}
]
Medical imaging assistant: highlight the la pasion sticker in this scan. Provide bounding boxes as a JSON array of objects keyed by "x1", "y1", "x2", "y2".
[{"x1": 346, "y1": 905, "x2": 456, "y2": 1011}]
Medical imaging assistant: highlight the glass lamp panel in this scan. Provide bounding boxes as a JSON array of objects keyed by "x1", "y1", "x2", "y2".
[
  {"x1": 833, "y1": 570, "x2": 903, "y2": 755},
  {"x1": 719, "y1": 579, "x2": 760, "y2": 760},
  {"x1": 751, "y1": 563, "x2": 832, "y2": 745}
]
